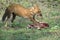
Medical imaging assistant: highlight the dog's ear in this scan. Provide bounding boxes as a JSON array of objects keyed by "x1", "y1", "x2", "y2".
[{"x1": 33, "y1": 4, "x2": 39, "y2": 8}]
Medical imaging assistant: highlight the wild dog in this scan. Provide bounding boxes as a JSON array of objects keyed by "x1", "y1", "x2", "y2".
[{"x1": 2, "y1": 3, "x2": 42, "y2": 27}]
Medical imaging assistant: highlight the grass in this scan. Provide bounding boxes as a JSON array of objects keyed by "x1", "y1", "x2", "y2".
[
  {"x1": 0, "y1": 0, "x2": 60, "y2": 40},
  {"x1": 0, "y1": 27, "x2": 60, "y2": 40}
]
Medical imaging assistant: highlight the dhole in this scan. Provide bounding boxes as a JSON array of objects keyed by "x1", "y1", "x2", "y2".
[{"x1": 2, "y1": 3, "x2": 42, "y2": 27}]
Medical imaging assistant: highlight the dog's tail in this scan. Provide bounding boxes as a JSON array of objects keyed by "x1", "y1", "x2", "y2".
[{"x1": 2, "y1": 8, "x2": 9, "y2": 22}]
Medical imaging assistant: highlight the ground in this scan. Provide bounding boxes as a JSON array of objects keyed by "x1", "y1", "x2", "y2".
[{"x1": 0, "y1": 0, "x2": 60, "y2": 40}]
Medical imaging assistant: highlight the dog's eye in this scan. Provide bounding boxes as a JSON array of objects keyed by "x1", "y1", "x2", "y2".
[
  {"x1": 38, "y1": 11, "x2": 41, "y2": 13},
  {"x1": 37, "y1": 11, "x2": 40, "y2": 13}
]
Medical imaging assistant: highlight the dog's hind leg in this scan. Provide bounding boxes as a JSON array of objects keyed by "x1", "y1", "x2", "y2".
[
  {"x1": 4, "y1": 13, "x2": 11, "y2": 27},
  {"x1": 9, "y1": 13, "x2": 16, "y2": 27},
  {"x1": 11, "y1": 13, "x2": 16, "y2": 23},
  {"x1": 4, "y1": 12, "x2": 14, "y2": 27}
]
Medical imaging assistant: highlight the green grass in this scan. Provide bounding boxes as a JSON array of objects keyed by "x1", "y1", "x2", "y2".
[
  {"x1": 0, "y1": 28, "x2": 60, "y2": 40},
  {"x1": 0, "y1": 0, "x2": 60, "y2": 40}
]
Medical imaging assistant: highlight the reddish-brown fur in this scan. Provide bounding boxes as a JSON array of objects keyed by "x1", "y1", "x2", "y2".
[{"x1": 2, "y1": 4, "x2": 42, "y2": 26}]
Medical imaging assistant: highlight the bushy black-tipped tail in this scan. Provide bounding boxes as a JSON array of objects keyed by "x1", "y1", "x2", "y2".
[
  {"x1": 2, "y1": 9, "x2": 8, "y2": 22},
  {"x1": 2, "y1": 13, "x2": 7, "y2": 22}
]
